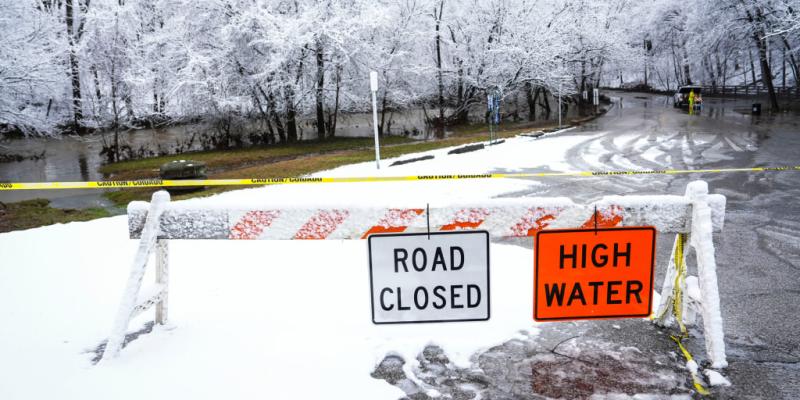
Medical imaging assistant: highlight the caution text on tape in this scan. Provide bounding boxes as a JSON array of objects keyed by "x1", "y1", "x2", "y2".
[{"x1": 1, "y1": 166, "x2": 799, "y2": 190}]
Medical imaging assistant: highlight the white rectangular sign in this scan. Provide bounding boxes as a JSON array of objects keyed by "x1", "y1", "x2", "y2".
[{"x1": 368, "y1": 231, "x2": 490, "y2": 324}]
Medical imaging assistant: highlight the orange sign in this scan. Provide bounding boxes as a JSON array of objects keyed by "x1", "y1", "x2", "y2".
[{"x1": 534, "y1": 227, "x2": 656, "y2": 321}]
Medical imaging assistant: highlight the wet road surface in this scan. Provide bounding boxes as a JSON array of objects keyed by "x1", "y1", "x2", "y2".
[{"x1": 375, "y1": 92, "x2": 800, "y2": 399}]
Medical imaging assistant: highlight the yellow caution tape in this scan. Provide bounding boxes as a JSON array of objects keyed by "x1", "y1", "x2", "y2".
[
  {"x1": 667, "y1": 234, "x2": 711, "y2": 396},
  {"x1": 673, "y1": 234, "x2": 689, "y2": 338},
  {"x1": 1, "y1": 165, "x2": 799, "y2": 191},
  {"x1": 671, "y1": 335, "x2": 711, "y2": 396}
]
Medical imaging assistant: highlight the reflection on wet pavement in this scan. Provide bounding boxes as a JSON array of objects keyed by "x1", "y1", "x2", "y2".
[{"x1": 377, "y1": 92, "x2": 800, "y2": 398}]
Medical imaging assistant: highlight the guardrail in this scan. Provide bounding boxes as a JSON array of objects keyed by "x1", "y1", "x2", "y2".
[
  {"x1": 100, "y1": 180, "x2": 728, "y2": 368},
  {"x1": 702, "y1": 85, "x2": 798, "y2": 98},
  {"x1": 608, "y1": 84, "x2": 798, "y2": 99}
]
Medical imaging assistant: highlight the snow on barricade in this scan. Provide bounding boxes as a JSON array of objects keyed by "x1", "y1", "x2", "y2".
[
  {"x1": 106, "y1": 180, "x2": 728, "y2": 369},
  {"x1": 126, "y1": 195, "x2": 725, "y2": 240}
]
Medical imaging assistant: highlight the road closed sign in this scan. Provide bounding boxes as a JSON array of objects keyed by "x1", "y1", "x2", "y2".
[
  {"x1": 368, "y1": 231, "x2": 490, "y2": 324},
  {"x1": 534, "y1": 227, "x2": 656, "y2": 321}
]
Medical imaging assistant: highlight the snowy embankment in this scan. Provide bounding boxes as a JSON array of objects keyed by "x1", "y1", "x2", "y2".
[{"x1": 0, "y1": 132, "x2": 595, "y2": 399}]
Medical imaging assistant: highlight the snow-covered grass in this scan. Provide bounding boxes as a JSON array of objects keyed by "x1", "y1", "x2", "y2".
[{"x1": 0, "y1": 132, "x2": 617, "y2": 399}]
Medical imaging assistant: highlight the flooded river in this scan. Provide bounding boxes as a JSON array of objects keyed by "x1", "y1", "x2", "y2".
[{"x1": 0, "y1": 101, "x2": 571, "y2": 208}]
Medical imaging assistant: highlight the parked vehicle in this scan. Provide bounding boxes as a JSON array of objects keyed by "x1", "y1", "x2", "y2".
[{"x1": 673, "y1": 86, "x2": 703, "y2": 109}]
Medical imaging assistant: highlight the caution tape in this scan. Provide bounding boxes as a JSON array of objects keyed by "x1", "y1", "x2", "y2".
[
  {"x1": 1, "y1": 165, "x2": 799, "y2": 191},
  {"x1": 655, "y1": 234, "x2": 711, "y2": 396},
  {"x1": 672, "y1": 335, "x2": 711, "y2": 396}
]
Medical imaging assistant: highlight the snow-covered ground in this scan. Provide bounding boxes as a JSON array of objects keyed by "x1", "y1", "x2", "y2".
[{"x1": 0, "y1": 131, "x2": 637, "y2": 399}]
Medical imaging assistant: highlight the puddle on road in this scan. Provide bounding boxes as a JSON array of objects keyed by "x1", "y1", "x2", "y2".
[
  {"x1": 372, "y1": 322, "x2": 695, "y2": 399},
  {"x1": 526, "y1": 340, "x2": 687, "y2": 398}
]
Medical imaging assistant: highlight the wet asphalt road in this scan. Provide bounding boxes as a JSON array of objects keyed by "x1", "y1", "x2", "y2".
[
  {"x1": 376, "y1": 92, "x2": 800, "y2": 399},
  {"x1": 530, "y1": 92, "x2": 800, "y2": 399}
]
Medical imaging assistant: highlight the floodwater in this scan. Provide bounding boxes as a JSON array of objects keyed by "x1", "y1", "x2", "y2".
[
  {"x1": 0, "y1": 99, "x2": 570, "y2": 207},
  {"x1": 0, "y1": 111, "x2": 437, "y2": 207},
  {"x1": 490, "y1": 91, "x2": 800, "y2": 398},
  {"x1": 373, "y1": 92, "x2": 800, "y2": 398}
]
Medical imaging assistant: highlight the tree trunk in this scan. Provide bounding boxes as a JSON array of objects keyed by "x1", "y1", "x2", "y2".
[
  {"x1": 315, "y1": 39, "x2": 325, "y2": 140},
  {"x1": 595, "y1": 60, "x2": 603, "y2": 88},
  {"x1": 743, "y1": 57, "x2": 748, "y2": 87},
  {"x1": 261, "y1": 79, "x2": 285, "y2": 143},
  {"x1": 722, "y1": 57, "x2": 727, "y2": 88},
  {"x1": 643, "y1": 39, "x2": 648, "y2": 87},
  {"x1": 379, "y1": 91, "x2": 388, "y2": 136},
  {"x1": 110, "y1": 57, "x2": 120, "y2": 162},
  {"x1": 682, "y1": 44, "x2": 692, "y2": 85},
  {"x1": 671, "y1": 43, "x2": 682, "y2": 85},
  {"x1": 783, "y1": 44, "x2": 787, "y2": 89},
  {"x1": 454, "y1": 85, "x2": 473, "y2": 124},
  {"x1": 456, "y1": 59, "x2": 463, "y2": 113},
  {"x1": 91, "y1": 65, "x2": 102, "y2": 102},
  {"x1": 780, "y1": 35, "x2": 799, "y2": 87},
  {"x1": 525, "y1": 82, "x2": 536, "y2": 121},
  {"x1": 285, "y1": 58, "x2": 304, "y2": 143},
  {"x1": 285, "y1": 86, "x2": 297, "y2": 143},
  {"x1": 541, "y1": 89, "x2": 551, "y2": 115},
  {"x1": 123, "y1": 86, "x2": 135, "y2": 121},
  {"x1": 434, "y1": 0, "x2": 445, "y2": 138},
  {"x1": 748, "y1": 8, "x2": 779, "y2": 110},
  {"x1": 65, "y1": 0, "x2": 83, "y2": 129},
  {"x1": 251, "y1": 89, "x2": 275, "y2": 144},
  {"x1": 755, "y1": 36, "x2": 779, "y2": 109},
  {"x1": 579, "y1": 59, "x2": 588, "y2": 103},
  {"x1": 268, "y1": 95, "x2": 285, "y2": 143},
  {"x1": 328, "y1": 65, "x2": 341, "y2": 139}
]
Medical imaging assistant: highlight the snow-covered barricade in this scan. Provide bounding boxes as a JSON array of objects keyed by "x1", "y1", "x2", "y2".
[{"x1": 104, "y1": 180, "x2": 727, "y2": 368}]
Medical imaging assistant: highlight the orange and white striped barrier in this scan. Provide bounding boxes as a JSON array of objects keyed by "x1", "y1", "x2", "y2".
[
  {"x1": 106, "y1": 181, "x2": 727, "y2": 369},
  {"x1": 127, "y1": 197, "x2": 724, "y2": 240}
]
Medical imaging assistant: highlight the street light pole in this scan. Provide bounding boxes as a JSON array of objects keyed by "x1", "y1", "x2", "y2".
[{"x1": 370, "y1": 71, "x2": 381, "y2": 170}]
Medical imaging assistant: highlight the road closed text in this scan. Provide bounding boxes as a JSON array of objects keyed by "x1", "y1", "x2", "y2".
[
  {"x1": 534, "y1": 227, "x2": 656, "y2": 321},
  {"x1": 368, "y1": 231, "x2": 490, "y2": 324}
]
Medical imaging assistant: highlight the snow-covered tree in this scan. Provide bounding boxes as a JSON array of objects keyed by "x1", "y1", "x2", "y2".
[
  {"x1": 0, "y1": 0, "x2": 62, "y2": 135},
  {"x1": 10, "y1": 0, "x2": 794, "y2": 137}
]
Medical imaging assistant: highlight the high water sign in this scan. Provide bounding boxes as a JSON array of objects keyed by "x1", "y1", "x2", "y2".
[{"x1": 534, "y1": 227, "x2": 656, "y2": 321}]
